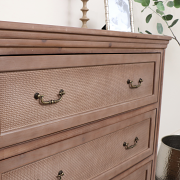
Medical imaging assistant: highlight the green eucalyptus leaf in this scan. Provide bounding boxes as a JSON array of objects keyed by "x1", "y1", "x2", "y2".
[
  {"x1": 168, "y1": 19, "x2": 179, "y2": 28},
  {"x1": 157, "y1": 2, "x2": 165, "y2": 11},
  {"x1": 141, "y1": 0, "x2": 150, "y2": 7},
  {"x1": 167, "y1": 1, "x2": 174, "y2": 7},
  {"x1": 138, "y1": 27, "x2": 143, "y2": 33},
  {"x1": 146, "y1": 14, "x2": 152, "y2": 23},
  {"x1": 157, "y1": 23, "x2": 163, "y2": 34},
  {"x1": 134, "y1": 0, "x2": 143, "y2": 3},
  {"x1": 174, "y1": 0, "x2": 180, "y2": 8},
  {"x1": 162, "y1": 14, "x2": 173, "y2": 21},
  {"x1": 145, "y1": 30, "x2": 152, "y2": 34},
  {"x1": 154, "y1": 1, "x2": 163, "y2": 5},
  {"x1": 156, "y1": 9, "x2": 164, "y2": 15},
  {"x1": 154, "y1": 1, "x2": 162, "y2": 5},
  {"x1": 153, "y1": 0, "x2": 158, "y2": 1}
]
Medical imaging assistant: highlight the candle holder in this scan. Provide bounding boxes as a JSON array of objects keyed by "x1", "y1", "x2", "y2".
[{"x1": 80, "y1": 0, "x2": 89, "y2": 28}]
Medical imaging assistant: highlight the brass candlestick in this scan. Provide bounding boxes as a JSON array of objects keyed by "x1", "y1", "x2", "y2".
[{"x1": 80, "y1": 0, "x2": 89, "y2": 28}]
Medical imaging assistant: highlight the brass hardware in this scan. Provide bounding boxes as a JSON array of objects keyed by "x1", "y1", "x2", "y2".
[
  {"x1": 123, "y1": 137, "x2": 139, "y2": 150},
  {"x1": 56, "y1": 170, "x2": 64, "y2": 180},
  {"x1": 34, "y1": 89, "x2": 65, "y2": 105},
  {"x1": 127, "y1": 78, "x2": 143, "y2": 88}
]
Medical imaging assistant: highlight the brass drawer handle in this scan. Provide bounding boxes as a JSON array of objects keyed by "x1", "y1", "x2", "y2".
[
  {"x1": 56, "y1": 170, "x2": 64, "y2": 180},
  {"x1": 127, "y1": 78, "x2": 143, "y2": 88},
  {"x1": 123, "y1": 137, "x2": 139, "y2": 150},
  {"x1": 37, "y1": 170, "x2": 64, "y2": 180},
  {"x1": 34, "y1": 89, "x2": 65, "y2": 105}
]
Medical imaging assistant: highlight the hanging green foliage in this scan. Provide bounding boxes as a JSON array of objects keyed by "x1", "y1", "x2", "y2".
[
  {"x1": 134, "y1": 0, "x2": 180, "y2": 46},
  {"x1": 156, "y1": 9, "x2": 164, "y2": 15},
  {"x1": 169, "y1": 19, "x2": 179, "y2": 27},
  {"x1": 162, "y1": 14, "x2": 173, "y2": 21},
  {"x1": 146, "y1": 14, "x2": 153, "y2": 23},
  {"x1": 167, "y1": 1, "x2": 174, "y2": 7},
  {"x1": 157, "y1": 23, "x2": 163, "y2": 34},
  {"x1": 174, "y1": 0, "x2": 180, "y2": 8},
  {"x1": 157, "y1": 2, "x2": 165, "y2": 11},
  {"x1": 145, "y1": 30, "x2": 152, "y2": 34}
]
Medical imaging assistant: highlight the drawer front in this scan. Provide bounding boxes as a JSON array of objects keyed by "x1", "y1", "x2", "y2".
[
  {"x1": 0, "y1": 54, "x2": 160, "y2": 148},
  {"x1": 0, "y1": 110, "x2": 156, "y2": 180},
  {"x1": 112, "y1": 161, "x2": 152, "y2": 180},
  {"x1": 0, "y1": 56, "x2": 159, "y2": 134}
]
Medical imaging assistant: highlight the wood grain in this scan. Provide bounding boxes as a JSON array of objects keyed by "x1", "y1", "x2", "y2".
[
  {"x1": 0, "y1": 105, "x2": 157, "y2": 160},
  {"x1": 0, "y1": 21, "x2": 172, "y2": 41},
  {"x1": 0, "y1": 110, "x2": 156, "y2": 178},
  {"x1": 0, "y1": 48, "x2": 165, "y2": 56},
  {"x1": 0, "y1": 30, "x2": 169, "y2": 44},
  {"x1": 0, "y1": 62, "x2": 155, "y2": 133},
  {"x1": 0, "y1": 53, "x2": 160, "y2": 72},
  {"x1": 151, "y1": 49, "x2": 166, "y2": 180},
  {"x1": 0, "y1": 54, "x2": 160, "y2": 149},
  {"x1": 0, "y1": 39, "x2": 168, "y2": 49},
  {"x1": 0, "y1": 22, "x2": 171, "y2": 180},
  {"x1": 111, "y1": 161, "x2": 152, "y2": 180}
]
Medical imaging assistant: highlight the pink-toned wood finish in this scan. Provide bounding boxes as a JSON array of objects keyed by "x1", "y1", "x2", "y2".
[
  {"x1": 0, "y1": 39, "x2": 168, "y2": 49},
  {"x1": 0, "y1": 21, "x2": 171, "y2": 180},
  {"x1": 0, "y1": 53, "x2": 160, "y2": 72},
  {"x1": 111, "y1": 161, "x2": 152, "y2": 180},
  {"x1": 0, "y1": 30, "x2": 168, "y2": 44},
  {"x1": 0, "y1": 110, "x2": 155, "y2": 180},
  {"x1": 1, "y1": 61, "x2": 154, "y2": 132},
  {"x1": 93, "y1": 155, "x2": 154, "y2": 180},
  {"x1": 0, "y1": 21, "x2": 171, "y2": 41},
  {"x1": 0, "y1": 21, "x2": 171, "y2": 56},
  {"x1": 0, "y1": 47, "x2": 165, "y2": 56},
  {"x1": 0, "y1": 103, "x2": 158, "y2": 161},
  {"x1": 151, "y1": 49, "x2": 166, "y2": 180},
  {"x1": 0, "y1": 53, "x2": 160, "y2": 148},
  {"x1": 0, "y1": 60, "x2": 154, "y2": 133}
]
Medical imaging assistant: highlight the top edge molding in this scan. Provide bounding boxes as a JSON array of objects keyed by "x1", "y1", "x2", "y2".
[{"x1": 0, "y1": 21, "x2": 172, "y2": 42}]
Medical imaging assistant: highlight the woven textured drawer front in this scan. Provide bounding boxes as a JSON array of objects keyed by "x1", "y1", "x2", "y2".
[
  {"x1": 0, "y1": 62, "x2": 154, "y2": 132},
  {"x1": 2, "y1": 117, "x2": 151, "y2": 180},
  {"x1": 112, "y1": 161, "x2": 152, "y2": 180}
]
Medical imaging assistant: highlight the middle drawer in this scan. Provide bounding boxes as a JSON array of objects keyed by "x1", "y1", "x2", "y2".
[{"x1": 0, "y1": 110, "x2": 156, "y2": 180}]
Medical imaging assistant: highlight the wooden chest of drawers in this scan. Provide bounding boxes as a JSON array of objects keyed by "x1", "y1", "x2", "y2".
[{"x1": 0, "y1": 21, "x2": 171, "y2": 180}]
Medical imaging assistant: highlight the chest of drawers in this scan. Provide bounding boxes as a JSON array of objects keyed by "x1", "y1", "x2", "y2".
[{"x1": 0, "y1": 21, "x2": 171, "y2": 180}]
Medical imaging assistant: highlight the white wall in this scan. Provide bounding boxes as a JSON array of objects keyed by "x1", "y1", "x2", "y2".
[
  {"x1": 0, "y1": 0, "x2": 105, "y2": 29},
  {"x1": 0, "y1": 0, "x2": 179, "y2": 147},
  {"x1": 133, "y1": 2, "x2": 180, "y2": 147}
]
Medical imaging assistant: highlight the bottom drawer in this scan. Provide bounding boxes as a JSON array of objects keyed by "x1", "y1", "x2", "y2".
[{"x1": 112, "y1": 161, "x2": 152, "y2": 180}]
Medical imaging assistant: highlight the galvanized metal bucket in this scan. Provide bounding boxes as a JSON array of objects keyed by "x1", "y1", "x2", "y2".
[{"x1": 156, "y1": 135, "x2": 180, "y2": 180}]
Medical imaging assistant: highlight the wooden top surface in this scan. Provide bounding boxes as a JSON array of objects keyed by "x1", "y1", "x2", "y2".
[
  {"x1": 0, "y1": 21, "x2": 171, "y2": 55},
  {"x1": 0, "y1": 20, "x2": 171, "y2": 41}
]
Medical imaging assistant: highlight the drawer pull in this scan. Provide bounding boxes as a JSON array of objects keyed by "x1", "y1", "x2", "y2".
[
  {"x1": 123, "y1": 137, "x2": 139, "y2": 150},
  {"x1": 34, "y1": 89, "x2": 65, "y2": 105},
  {"x1": 56, "y1": 170, "x2": 64, "y2": 180},
  {"x1": 127, "y1": 78, "x2": 143, "y2": 88}
]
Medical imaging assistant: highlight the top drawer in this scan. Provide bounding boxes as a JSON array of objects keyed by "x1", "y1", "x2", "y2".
[{"x1": 0, "y1": 54, "x2": 160, "y2": 145}]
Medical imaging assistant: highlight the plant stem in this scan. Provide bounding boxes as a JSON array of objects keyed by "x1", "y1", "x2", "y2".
[
  {"x1": 165, "y1": 22, "x2": 180, "y2": 46},
  {"x1": 148, "y1": 7, "x2": 180, "y2": 46},
  {"x1": 141, "y1": 6, "x2": 148, "y2": 12}
]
